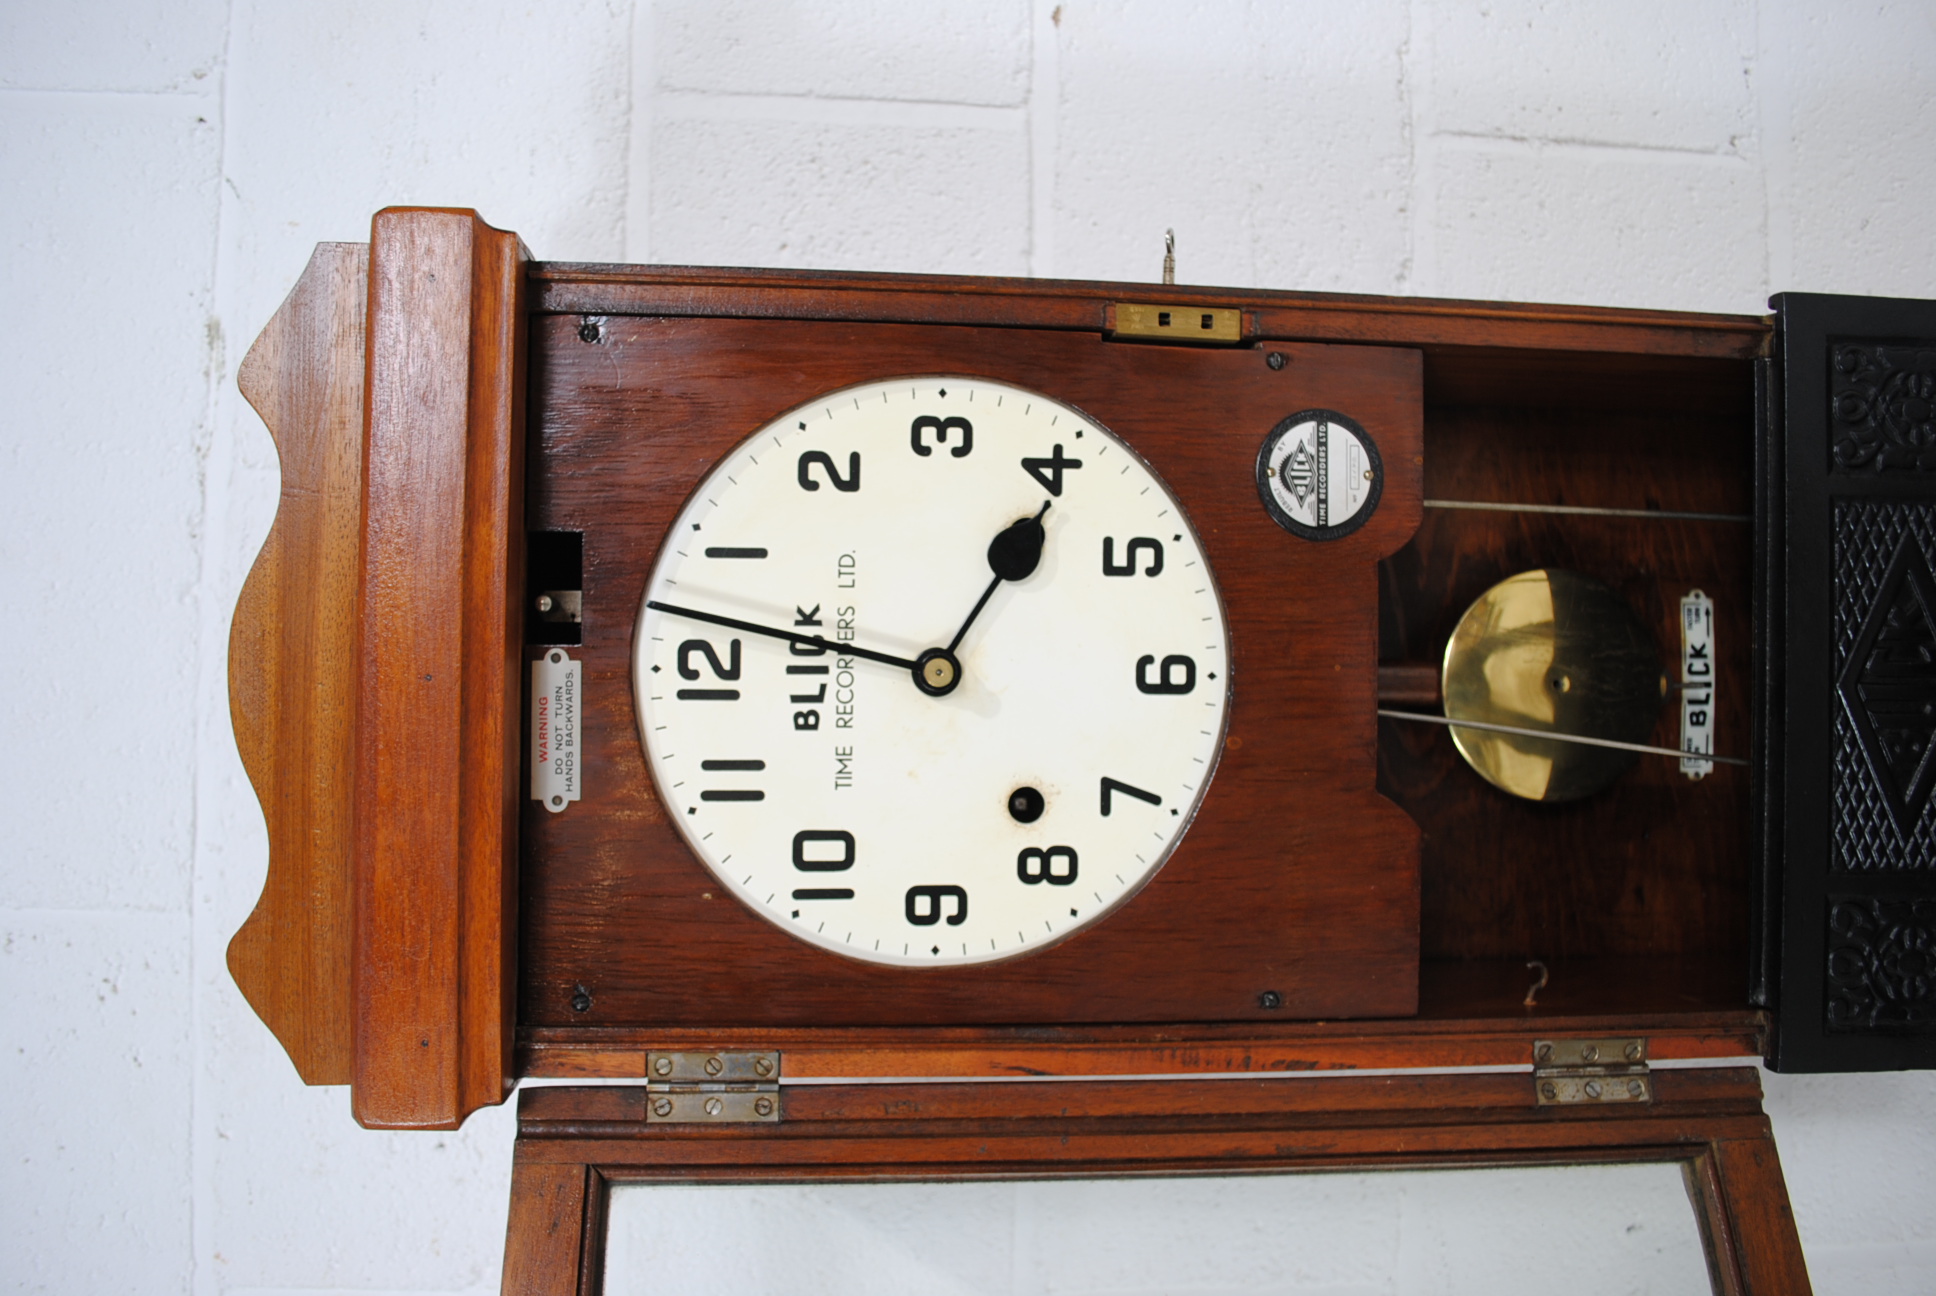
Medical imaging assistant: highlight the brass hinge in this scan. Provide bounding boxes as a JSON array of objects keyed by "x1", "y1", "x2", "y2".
[
  {"x1": 645, "y1": 1050, "x2": 781, "y2": 1123},
  {"x1": 1533, "y1": 1038, "x2": 1651, "y2": 1106},
  {"x1": 1107, "y1": 302, "x2": 1245, "y2": 345}
]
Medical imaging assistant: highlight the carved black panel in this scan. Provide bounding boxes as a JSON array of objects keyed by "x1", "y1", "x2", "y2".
[
  {"x1": 1833, "y1": 502, "x2": 1936, "y2": 867},
  {"x1": 1835, "y1": 515, "x2": 1936, "y2": 848},
  {"x1": 1827, "y1": 897, "x2": 1936, "y2": 1031},
  {"x1": 1831, "y1": 341, "x2": 1936, "y2": 473},
  {"x1": 1771, "y1": 292, "x2": 1936, "y2": 1072}
]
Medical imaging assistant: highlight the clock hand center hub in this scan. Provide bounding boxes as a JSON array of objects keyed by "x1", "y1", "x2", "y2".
[{"x1": 914, "y1": 647, "x2": 962, "y2": 697}]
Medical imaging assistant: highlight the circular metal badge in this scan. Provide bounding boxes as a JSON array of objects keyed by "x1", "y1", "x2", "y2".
[{"x1": 1255, "y1": 409, "x2": 1383, "y2": 541}]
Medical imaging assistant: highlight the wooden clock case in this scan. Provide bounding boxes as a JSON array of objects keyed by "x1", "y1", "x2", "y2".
[{"x1": 229, "y1": 207, "x2": 1936, "y2": 1293}]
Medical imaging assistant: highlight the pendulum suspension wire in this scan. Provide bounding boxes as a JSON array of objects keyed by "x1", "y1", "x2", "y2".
[{"x1": 1376, "y1": 709, "x2": 1748, "y2": 767}]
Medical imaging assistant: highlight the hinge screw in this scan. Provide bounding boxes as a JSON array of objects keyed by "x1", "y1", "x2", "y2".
[
  {"x1": 1584, "y1": 1080, "x2": 1603, "y2": 1100},
  {"x1": 1628, "y1": 1079, "x2": 1645, "y2": 1098},
  {"x1": 704, "y1": 1097, "x2": 724, "y2": 1117},
  {"x1": 1540, "y1": 1081, "x2": 1557, "y2": 1100},
  {"x1": 704, "y1": 1055, "x2": 725, "y2": 1076},
  {"x1": 1580, "y1": 1045, "x2": 1599, "y2": 1062},
  {"x1": 755, "y1": 1096, "x2": 775, "y2": 1117},
  {"x1": 653, "y1": 1097, "x2": 673, "y2": 1117},
  {"x1": 1534, "y1": 1042, "x2": 1552, "y2": 1062},
  {"x1": 754, "y1": 1057, "x2": 775, "y2": 1077},
  {"x1": 1625, "y1": 1042, "x2": 1643, "y2": 1061},
  {"x1": 653, "y1": 1056, "x2": 673, "y2": 1077}
]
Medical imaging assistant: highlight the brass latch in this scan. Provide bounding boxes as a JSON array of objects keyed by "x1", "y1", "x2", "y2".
[
  {"x1": 1107, "y1": 302, "x2": 1245, "y2": 345},
  {"x1": 645, "y1": 1050, "x2": 781, "y2": 1123},
  {"x1": 1533, "y1": 1038, "x2": 1651, "y2": 1106}
]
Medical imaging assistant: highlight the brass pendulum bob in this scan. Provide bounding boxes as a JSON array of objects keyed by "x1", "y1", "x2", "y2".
[{"x1": 1439, "y1": 569, "x2": 1669, "y2": 803}]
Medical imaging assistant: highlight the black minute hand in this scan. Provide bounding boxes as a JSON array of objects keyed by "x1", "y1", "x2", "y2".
[
  {"x1": 946, "y1": 501, "x2": 1052, "y2": 653},
  {"x1": 645, "y1": 600, "x2": 921, "y2": 671}
]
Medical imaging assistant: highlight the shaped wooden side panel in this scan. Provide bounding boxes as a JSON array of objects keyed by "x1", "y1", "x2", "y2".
[
  {"x1": 228, "y1": 242, "x2": 370, "y2": 1086},
  {"x1": 353, "y1": 208, "x2": 528, "y2": 1128}
]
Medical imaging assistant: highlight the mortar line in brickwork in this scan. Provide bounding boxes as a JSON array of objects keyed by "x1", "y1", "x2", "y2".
[{"x1": 654, "y1": 90, "x2": 1025, "y2": 132}]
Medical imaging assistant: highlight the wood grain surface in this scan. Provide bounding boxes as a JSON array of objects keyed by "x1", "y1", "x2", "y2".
[
  {"x1": 533, "y1": 261, "x2": 1771, "y2": 362},
  {"x1": 352, "y1": 208, "x2": 527, "y2": 1128},
  {"x1": 520, "y1": 317, "x2": 1425, "y2": 1031},
  {"x1": 227, "y1": 242, "x2": 369, "y2": 1086},
  {"x1": 1378, "y1": 390, "x2": 1755, "y2": 967}
]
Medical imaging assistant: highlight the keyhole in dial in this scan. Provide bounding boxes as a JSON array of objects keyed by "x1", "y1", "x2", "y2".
[{"x1": 1008, "y1": 786, "x2": 1045, "y2": 824}]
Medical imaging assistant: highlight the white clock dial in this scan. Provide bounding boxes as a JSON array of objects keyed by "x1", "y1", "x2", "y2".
[{"x1": 633, "y1": 377, "x2": 1230, "y2": 967}]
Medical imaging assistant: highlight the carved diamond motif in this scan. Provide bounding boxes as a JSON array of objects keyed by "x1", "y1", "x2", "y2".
[{"x1": 1837, "y1": 535, "x2": 1936, "y2": 833}]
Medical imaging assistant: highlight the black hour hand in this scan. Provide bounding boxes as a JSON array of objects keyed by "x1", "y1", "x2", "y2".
[
  {"x1": 946, "y1": 501, "x2": 1051, "y2": 654},
  {"x1": 987, "y1": 502, "x2": 1050, "y2": 581}
]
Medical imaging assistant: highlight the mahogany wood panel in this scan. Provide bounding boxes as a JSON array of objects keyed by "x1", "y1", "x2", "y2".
[
  {"x1": 353, "y1": 208, "x2": 527, "y2": 1128},
  {"x1": 517, "y1": 1001, "x2": 1761, "y2": 1080},
  {"x1": 1379, "y1": 396, "x2": 1756, "y2": 966},
  {"x1": 1703, "y1": 1136, "x2": 1813, "y2": 1295},
  {"x1": 521, "y1": 317, "x2": 1424, "y2": 1031},
  {"x1": 501, "y1": 1162, "x2": 597, "y2": 1296},
  {"x1": 227, "y1": 242, "x2": 368, "y2": 1085},
  {"x1": 502, "y1": 1073, "x2": 1809, "y2": 1295},
  {"x1": 533, "y1": 262, "x2": 1771, "y2": 362}
]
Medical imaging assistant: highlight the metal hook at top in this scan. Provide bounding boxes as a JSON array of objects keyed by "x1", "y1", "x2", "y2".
[
  {"x1": 1162, "y1": 229, "x2": 1175, "y2": 285},
  {"x1": 1523, "y1": 960, "x2": 1550, "y2": 1008}
]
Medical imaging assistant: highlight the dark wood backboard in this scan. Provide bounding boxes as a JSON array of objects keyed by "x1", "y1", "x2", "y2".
[{"x1": 520, "y1": 316, "x2": 1425, "y2": 1028}]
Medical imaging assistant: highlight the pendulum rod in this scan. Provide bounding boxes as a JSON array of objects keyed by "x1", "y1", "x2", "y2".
[
  {"x1": 1422, "y1": 499, "x2": 1751, "y2": 524},
  {"x1": 1376, "y1": 709, "x2": 1748, "y2": 767}
]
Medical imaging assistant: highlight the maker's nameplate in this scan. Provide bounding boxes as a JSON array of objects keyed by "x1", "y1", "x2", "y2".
[
  {"x1": 1256, "y1": 409, "x2": 1383, "y2": 541},
  {"x1": 1679, "y1": 590, "x2": 1715, "y2": 779},
  {"x1": 531, "y1": 649, "x2": 582, "y2": 812}
]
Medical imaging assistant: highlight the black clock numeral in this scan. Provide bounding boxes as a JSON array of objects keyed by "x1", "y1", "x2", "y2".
[
  {"x1": 1135, "y1": 653, "x2": 1196, "y2": 695},
  {"x1": 679, "y1": 638, "x2": 741, "y2": 680},
  {"x1": 1017, "y1": 846, "x2": 1079, "y2": 886},
  {"x1": 798, "y1": 450, "x2": 861, "y2": 492},
  {"x1": 1102, "y1": 536, "x2": 1164, "y2": 577},
  {"x1": 1099, "y1": 777, "x2": 1161, "y2": 816},
  {"x1": 911, "y1": 415, "x2": 973, "y2": 458},
  {"x1": 698, "y1": 759, "x2": 765, "y2": 803},
  {"x1": 676, "y1": 637, "x2": 742, "y2": 700},
  {"x1": 1020, "y1": 443, "x2": 1081, "y2": 496},
  {"x1": 792, "y1": 829, "x2": 856, "y2": 873},
  {"x1": 905, "y1": 884, "x2": 968, "y2": 926}
]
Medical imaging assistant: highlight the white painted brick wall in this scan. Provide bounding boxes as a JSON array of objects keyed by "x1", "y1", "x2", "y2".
[{"x1": 5, "y1": 2, "x2": 1934, "y2": 1292}]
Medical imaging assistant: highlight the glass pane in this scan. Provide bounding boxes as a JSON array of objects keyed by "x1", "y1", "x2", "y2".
[{"x1": 604, "y1": 1163, "x2": 1711, "y2": 1295}]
